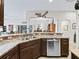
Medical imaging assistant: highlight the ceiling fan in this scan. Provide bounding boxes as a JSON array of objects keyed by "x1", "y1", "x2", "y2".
[
  {"x1": 35, "y1": 11, "x2": 48, "y2": 17},
  {"x1": 75, "y1": 0, "x2": 79, "y2": 10}
]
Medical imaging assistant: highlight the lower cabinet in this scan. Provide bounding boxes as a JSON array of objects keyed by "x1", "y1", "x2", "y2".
[
  {"x1": 40, "y1": 39, "x2": 47, "y2": 56},
  {"x1": 1, "y1": 46, "x2": 19, "y2": 59},
  {"x1": 0, "y1": 38, "x2": 69, "y2": 59},
  {"x1": 61, "y1": 38, "x2": 69, "y2": 57},
  {"x1": 71, "y1": 52, "x2": 79, "y2": 59},
  {"x1": 32, "y1": 40, "x2": 40, "y2": 59},
  {"x1": 19, "y1": 40, "x2": 40, "y2": 59},
  {"x1": 20, "y1": 46, "x2": 33, "y2": 59},
  {"x1": 40, "y1": 38, "x2": 69, "y2": 57}
]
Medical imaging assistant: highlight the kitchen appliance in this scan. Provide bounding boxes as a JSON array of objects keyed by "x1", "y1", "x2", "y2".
[
  {"x1": 47, "y1": 38, "x2": 60, "y2": 56},
  {"x1": 17, "y1": 25, "x2": 27, "y2": 33},
  {"x1": 48, "y1": 24, "x2": 55, "y2": 32},
  {"x1": 3, "y1": 26, "x2": 6, "y2": 32},
  {"x1": 8, "y1": 25, "x2": 13, "y2": 33}
]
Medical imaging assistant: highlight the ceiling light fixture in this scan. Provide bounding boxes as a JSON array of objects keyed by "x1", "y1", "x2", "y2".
[{"x1": 49, "y1": 0, "x2": 53, "y2": 3}]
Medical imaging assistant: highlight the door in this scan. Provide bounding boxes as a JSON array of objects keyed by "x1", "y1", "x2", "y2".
[
  {"x1": 61, "y1": 38, "x2": 69, "y2": 57},
  {"x1": 0, "y1": 0, "x2": 4, "y2": 26}
]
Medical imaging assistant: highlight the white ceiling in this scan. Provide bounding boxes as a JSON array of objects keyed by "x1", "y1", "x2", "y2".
[
  {"x1": 4, "y1": 0, "x2": 76, "y2": 10},
  {"x1": 4, "y1": 0, "x2": 76, "y2": 20}
]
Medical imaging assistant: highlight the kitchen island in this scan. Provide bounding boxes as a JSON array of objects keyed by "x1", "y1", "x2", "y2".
[{"x1": 0, "y1": 33, "x2": 69, "y2": 59}]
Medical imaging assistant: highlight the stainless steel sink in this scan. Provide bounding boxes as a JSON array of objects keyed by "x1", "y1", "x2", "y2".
[{"x1": 0, "y1": 40, "x2": 10, "y2": 45}]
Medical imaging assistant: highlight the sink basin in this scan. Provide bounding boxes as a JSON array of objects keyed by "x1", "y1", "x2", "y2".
[{"x1": 0, "y1": 40, "x2": 10, "y2": 45}]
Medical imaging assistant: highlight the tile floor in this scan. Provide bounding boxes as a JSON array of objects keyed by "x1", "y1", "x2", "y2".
[
  {"x1": 38, "y1": 57, "x2": 68, "y2": 59},
  {"x1": 38, "y1": 52, "x2": 71, "y2": 59}
]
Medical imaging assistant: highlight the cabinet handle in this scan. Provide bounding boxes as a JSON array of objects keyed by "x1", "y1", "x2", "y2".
[{"x1": 6, "y1": 56, "x2": 9, "y2": 59}]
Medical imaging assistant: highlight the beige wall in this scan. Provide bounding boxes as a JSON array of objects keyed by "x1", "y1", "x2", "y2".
[{"x1": 26, "y1": 11, "x2": 76, "y2": 42}]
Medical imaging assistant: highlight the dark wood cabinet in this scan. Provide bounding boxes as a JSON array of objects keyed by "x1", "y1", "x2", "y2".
[
  {"x1": 19, "y1": 39, "x2": 41, "y2": 59},
  {"x1": 0, "y1": 0, "x2": 4, "y2": 26},
  {"x1": 40, "y1": 38, "x2": 69, "y2": 57},
  {"x1": 0, "y1": 38, "x2": 69, "y2": 59},
  {"x1": 71, "y1": 52, "x2": 79, "y2": 59},
  {"x1": 32, "y1": 40, "x2": 40, "y2": 59},
  {"x1": 1, "y1": 46, "x2": 19, "y2": 59},
  {"x1": 40, "y1": 39, "x2": 47, "y2": 56},
  {"x1": 20, "y1": 46, "x2": 32, "y2": 59},
  {"x1": 61, "y1": 38, "x2": 69, "y2": 57},
  {"x1": 10, "y1": 53, "x2": 19, "y2": 59}
]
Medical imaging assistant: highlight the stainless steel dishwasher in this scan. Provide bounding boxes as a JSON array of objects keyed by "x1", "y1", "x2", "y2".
[{"x1": 47, "y1": 38, "x2": 60, "y2": 56}]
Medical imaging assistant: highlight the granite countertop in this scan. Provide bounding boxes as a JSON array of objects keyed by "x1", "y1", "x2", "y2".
[
  {"x1": 0, "y1": 37, "x2": 39, "y2": 57},
  {"x1": 71, "y1": 48, "x2": 79, "y2": 58},
  {"x1": 0, "y1": 35, "x2": 69, "y2": 57},
  {"x1": 36, "y1": 35, "x2": 69, "y2": 38},
  {"x1": 69, "y1": 42, "x2": 79, "y2": 58},
  {"x1": 1, "y1": 34, "x2": 79, "y2": 58}
]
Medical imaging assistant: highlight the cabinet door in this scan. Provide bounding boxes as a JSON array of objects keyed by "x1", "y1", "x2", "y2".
[
  {"x1": 40, "y1": 39, "x2": 47, "y2": 56},
  {"x1": 20, "y1": 46, "x2": 32, "y2": 59},
  {"x1": 32, "y1": 43, "x2": 40, "y2": 59},
  {"x1": 61, "y1": 38, "x2": 69, "y2": 57},
  {"x1": 10, "y1": 53, "x2": 19, "y2": 59},
  {"x1": 0, "y1": 0, "x2": 4, "y2": 26},
  {"x1": 1, "y1": 56, "x2": 8, "y2": 59},
  {"x1": 71, "y1": 53, "x2": 79, "y2": 59},
  {"x1": 1, "y1": 46, "x2": 19, "y2": 59}
]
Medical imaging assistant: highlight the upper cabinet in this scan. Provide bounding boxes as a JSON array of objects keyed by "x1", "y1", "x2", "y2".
[{"x1": 0, "y1": 0, "x2": 4, "y2": 26}]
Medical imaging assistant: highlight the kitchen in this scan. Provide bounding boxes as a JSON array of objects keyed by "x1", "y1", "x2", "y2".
[{"x1": 0, "y1": 0, "x2": 79, "y2": 59}]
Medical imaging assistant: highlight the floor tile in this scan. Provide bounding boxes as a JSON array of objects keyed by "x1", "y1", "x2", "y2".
[{"x1": 38, "y1": 57, "x2": 68, "y2": 59}]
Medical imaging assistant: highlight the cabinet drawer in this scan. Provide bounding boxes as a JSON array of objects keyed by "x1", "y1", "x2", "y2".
[
  {"x1": 19, "y1": 40, "x2": 38, "y2": 49},
  {"x1": 61, "y1": 39, "x2": 69, "y2": 45},
  {"x1": 62, "y1": 38, "x2": 68, "y2": 41},
  {"x1": 61, "y1": 39, "x2": 68, "y2": 42},
  {"x1": 62, "y1": 43, "x2": 69, "y2": 45}
]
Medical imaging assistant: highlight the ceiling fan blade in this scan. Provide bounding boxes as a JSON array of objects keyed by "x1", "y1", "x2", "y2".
[
  {"x1": 42, "y1": 11, "x2": 48, "y2": 17},
  {"x1": 35, "y1": 13, "x2": 41, "y2": 17}
]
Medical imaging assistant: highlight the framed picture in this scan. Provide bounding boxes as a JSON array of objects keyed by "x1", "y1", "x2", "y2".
[
  {"x1": 72, "y1": 23, "x2": 76, "y2": 30},
  {"x1": 63, "y1": 25, "x2": 68, "y2": 31}
]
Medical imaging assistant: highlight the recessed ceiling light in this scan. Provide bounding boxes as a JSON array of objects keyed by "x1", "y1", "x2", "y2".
[{"x1": 49, "y1": 0, "x2": 53, "y2": 3}]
